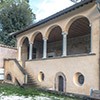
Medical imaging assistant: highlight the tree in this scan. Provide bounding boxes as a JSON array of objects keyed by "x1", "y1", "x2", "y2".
[{"x1": 0, "y1": 0, "x2": 35, "y2": 46}]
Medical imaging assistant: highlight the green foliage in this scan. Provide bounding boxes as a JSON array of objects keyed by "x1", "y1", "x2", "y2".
[
  {"x1": 0, "y1": 31, "x2": 16, "y2": 46},
  {"x1": 0, "y1": 84, "x2": 81, "y2": 100},
  {"x1": 0, "y1": 0, "x2": 35, "y2": 46}
]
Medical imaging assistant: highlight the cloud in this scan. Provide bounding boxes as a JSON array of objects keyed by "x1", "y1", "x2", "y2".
[{"x1": 30, "y1": 0, "x2": 74, "y2": 21}]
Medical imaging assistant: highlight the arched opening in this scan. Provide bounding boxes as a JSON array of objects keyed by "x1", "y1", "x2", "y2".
[
  {"x1": 67, "y1": 17, "x2": 91, "y2": 55},
  {"x1": 38, "y1": 71, "x2": 44, "y2": 82},
  {"x1": 32, "y1": 32, "x2": 43, "y2": 59},
  {"x1": 58, "y1": 75, "x2": 64, "y2": 92},
  {"x1": 21, "y1": 37, "x2": 29, "y2": 61},
  {"x1": 55, "y1": 72, "x2": 66, "y2": 92},
  {"x1": 6, "y1": 74, "x2": 12, "y2": 81},
  {"x1": 47, "y1": 26, "x2": 62, "y2": 58}
]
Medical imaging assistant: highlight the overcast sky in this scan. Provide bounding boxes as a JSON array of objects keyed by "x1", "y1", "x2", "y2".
[{"x1": 29, "y1": 0, "x2": 75, "y2": 21}]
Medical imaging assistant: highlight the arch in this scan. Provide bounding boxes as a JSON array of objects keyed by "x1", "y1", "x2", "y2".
[
  {"x1": 6, "y1": 73, "x2": 12, "y2": 81},
  {"x1": 31, "y1": 32, "x2": 43, "y2": 59},
  {"x1": 30, "y1": 31, "x2": 43, "y2": 43},
  {"x1": 21, "y1": 37, "x2": 29, "y2": 62},
  {"x1": 45, "y1": 24, "x2": 62, "y2": 39},
  {"x1": 18, "y1": 36, "x2": 29, "y2": 47},
  {"x1": 55, "y1": 72, "x2": 66, "y2": 92},
  {"x1": 65, "y1": 15, "x2": 90, "y2": 32},
  {"x1": 47, "y1": 25, "x2": 63, "y2": 58},
  {"x1": 67, "y1": 16, "x2": 91, "y2": 55}
]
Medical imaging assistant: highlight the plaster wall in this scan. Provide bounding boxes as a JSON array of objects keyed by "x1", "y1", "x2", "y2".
[
  {"x1": 25, "y1": 54, "x2": 99, "y2": 95},
  {"x1": 0, "y1": 45, "x2": 17, "y2": 68}
]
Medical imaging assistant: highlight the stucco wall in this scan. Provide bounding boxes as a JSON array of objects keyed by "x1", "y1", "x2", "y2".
[
  {"x1": 0, "y1": 44, "x2": 17, "y2": 68},
  {"x1": 25, "y1": 54, "x2": 99, "y2": 95},
  {"x1": 4, "y1": 59, "x2": 26, "y2": 85}
]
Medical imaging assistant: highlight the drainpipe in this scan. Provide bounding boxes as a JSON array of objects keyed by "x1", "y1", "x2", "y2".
[{"x1": 96, "y1": 0, "x2": 100, "y2": 90}]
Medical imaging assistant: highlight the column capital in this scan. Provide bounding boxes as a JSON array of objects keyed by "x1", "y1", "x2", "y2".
[
  {"x1": 62, "y1": 31, "x2": 68, "y2": 35},
  {"x1": 29, "y1": 42, "x2": 33, "y2": 45},
  {"x1": 17, "y1": 45, "x2": 22, "y2": 49},
  {"x1": 43, "y1": 37, "x2": 48, "y2": 40}
]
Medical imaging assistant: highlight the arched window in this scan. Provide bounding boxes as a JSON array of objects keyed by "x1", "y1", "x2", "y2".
[{"x1": 6, "y1": 74, "x2": 12, "y2": 81}]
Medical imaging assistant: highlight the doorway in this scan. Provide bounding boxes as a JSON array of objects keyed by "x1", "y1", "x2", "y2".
[
  {"x1": 55, "y1": 72, "x2": 66, "y2": 92},
  {"x1": 58, "y1": 75, "x2": 64, "y2": 91}
]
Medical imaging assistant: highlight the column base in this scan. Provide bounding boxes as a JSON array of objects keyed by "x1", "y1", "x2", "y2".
[
  {"x1": 28, "y1": 58, "x2": 32, "y2": 61},
  {"x1": 62, "y1": 54, "x2": 67, "y2": 57},
  {"x1": 42, "y1": 56, "x2": 47, "y2": 59}
]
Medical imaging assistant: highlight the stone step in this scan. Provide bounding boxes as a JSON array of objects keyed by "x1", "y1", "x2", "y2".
[
  {"x1": 24, "y1": 68, "x2": 38, "y2": 87},
  {"x1": 91, "y1": 90, "x2": 100, "y2": 100}
]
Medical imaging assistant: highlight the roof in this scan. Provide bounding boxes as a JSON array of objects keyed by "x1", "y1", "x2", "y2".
[{"x1": 10, "y1": 0, "x2": 94, "y2": 37}]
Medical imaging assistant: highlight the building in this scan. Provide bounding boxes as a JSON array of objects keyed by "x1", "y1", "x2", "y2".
[{"x1": 4, "y1": 0, "x2": 100, "y2": 95}]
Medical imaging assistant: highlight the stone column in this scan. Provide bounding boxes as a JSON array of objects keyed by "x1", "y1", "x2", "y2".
[
  {"x1": 62, "y1": 32, "x2": 67, "y2": 57},
  {"x1": 18, "y1": 46, "x2": 22, "y2": 61},
  {"x1": 29, "y1": 43, "x2": 33, "y2": 60},
  {"x1": 90, "y1": 23, "x2": 92, "y2": 54},
  {"x1": 43, "y1": 37, "x2": 48, "y2": 59}
]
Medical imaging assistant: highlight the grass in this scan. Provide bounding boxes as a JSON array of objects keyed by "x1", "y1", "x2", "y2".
[{"x1": 0, "y1": 83, "x2": 82, "y2": 100}]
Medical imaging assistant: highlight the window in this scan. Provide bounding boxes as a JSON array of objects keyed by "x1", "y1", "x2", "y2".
[
  {"x1": 73, "y1": 72, "x2": 84, "y2": 86},
  {"x1": 38, "y1": 72, "x2": 44, "y2": 82},
  {"x1": 78, "y1": 74, "x2": 84, "y2": 85}
]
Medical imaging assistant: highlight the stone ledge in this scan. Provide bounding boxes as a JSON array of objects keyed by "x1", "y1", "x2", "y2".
[
  {"x1": 35, "y1": 88, "x2": 91, "y2": 100},
  {"x1": 27, "y1": 53, "x2": 96, "y2": 62},
  {"x1": 0, "y1": 44, "x2": 17, "y2": 50},
  {"x1": 90, "y1": 90, "x2": 100, "y2": 100}
]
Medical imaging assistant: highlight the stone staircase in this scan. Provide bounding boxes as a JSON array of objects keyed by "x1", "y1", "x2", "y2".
[
  {"x1": 23, "y1": 69, "x2": 39, "y2": 88},
  {"x1": 4, "y1": 59, "x2": 38, "y2": 88}
]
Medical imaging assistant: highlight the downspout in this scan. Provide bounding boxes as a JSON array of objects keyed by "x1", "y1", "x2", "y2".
[{"x1": 95, "y1": 0, "x2": 100, "y2": 90}]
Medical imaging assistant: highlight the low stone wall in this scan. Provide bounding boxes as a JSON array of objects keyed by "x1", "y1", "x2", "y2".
[
  {"x1": 35, "y1": 88, "x2": 91, "y2": 100},
  {"x1": 37, "y1": 88, "x2": 100, "y2": 100},
  {"x1": 0, "y1": 44, "x2": 17, "y2": 68},
  {"x1": 0, "y1": 44, "x2": 17, "y2": 80},
  {"x1": 90, "y1": 90, "x2": 100, "y2": 100}
]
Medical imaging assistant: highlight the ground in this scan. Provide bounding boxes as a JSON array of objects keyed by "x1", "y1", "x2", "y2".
[{"x1": 0, "y1": 83, "x2": 82, "y2": 100}]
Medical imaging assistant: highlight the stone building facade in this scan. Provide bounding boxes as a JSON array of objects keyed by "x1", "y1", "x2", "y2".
[{"x1": 4, "y1": 0, "x2": 100, "y2": 95}]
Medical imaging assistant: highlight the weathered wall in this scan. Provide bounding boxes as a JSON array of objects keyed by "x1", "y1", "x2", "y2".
[
  {"x1": 26, "y1": 54, "x2": 99, "y2": 95},
  {"x1": 4, "y1": 59, "x2": 26, "y2": 85},
  {"x1": 0, "y1": 44, "x2": 17, "y2": 68}
]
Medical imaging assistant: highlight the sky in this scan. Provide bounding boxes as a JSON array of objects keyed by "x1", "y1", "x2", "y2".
[{"x1": 29, "y1": 0, "x2": 76, "y2": 21}]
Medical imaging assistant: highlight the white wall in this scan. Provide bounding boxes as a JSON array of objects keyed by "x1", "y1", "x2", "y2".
[{"x1": 0, "y1": 68, "x2": 4, "y2": 80}]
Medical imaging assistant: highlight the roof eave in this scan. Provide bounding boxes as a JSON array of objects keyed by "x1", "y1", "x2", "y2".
[{"x1": 10, "y1": 0, "x2": 94, "y2": 37}]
